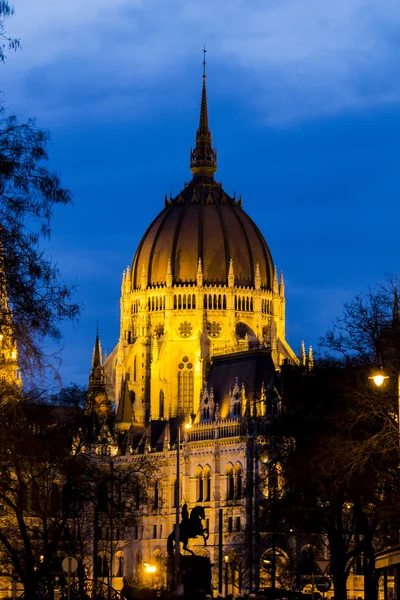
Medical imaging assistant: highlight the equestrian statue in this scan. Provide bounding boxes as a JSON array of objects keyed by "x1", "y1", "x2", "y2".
[{"x1": 167, "y1": 504, "x2": 209, "y2": 556}]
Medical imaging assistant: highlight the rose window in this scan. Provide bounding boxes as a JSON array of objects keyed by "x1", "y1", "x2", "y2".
[
  {"x1": 207, "y1": 321, "x2": 221, "y2": 338},
  {"x1": 178, "y1": 322, "x2": 193, "y2": 338}
]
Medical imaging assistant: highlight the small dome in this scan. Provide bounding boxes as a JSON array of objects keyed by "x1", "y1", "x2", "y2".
[{"x1": 131, "y1": 185, "x2": 274, "y2": 289}]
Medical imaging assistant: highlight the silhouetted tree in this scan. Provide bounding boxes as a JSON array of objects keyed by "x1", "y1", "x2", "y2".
[{"x1": 0, "y1": 0, "x2": 20, "y2": 64}]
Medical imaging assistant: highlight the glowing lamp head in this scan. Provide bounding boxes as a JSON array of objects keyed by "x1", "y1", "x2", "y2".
[
  {"x1": 224, "y1": 555, "x2": 229, "y2": 563},
  {"x1": 373, "y1": 375, "x2": 385, "y2": 387},
  {"x1": 144, "y1": 563, "x2": 156, "y2": 574},
  {"x1": 185, "y1": 419, "x2": 192, "y2": 430},
  {"x1": 369, "y1": 371, "x2": 389, "y2": 387}
]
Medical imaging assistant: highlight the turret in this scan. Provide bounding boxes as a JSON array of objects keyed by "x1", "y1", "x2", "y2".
[{"x1": 87, "y1": 326, "x2": 111, "y2": 420}]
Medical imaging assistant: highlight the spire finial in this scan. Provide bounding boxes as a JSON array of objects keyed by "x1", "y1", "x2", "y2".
[
  {"x1": 190, "y1": 49, "x2": 217, "y2": 179},
  {"x1": 89, "y1": 323, "x2": 103, "y2": 385},
  {"x1": 300, "y1": 341, "x2": 306, "y2": 366}
]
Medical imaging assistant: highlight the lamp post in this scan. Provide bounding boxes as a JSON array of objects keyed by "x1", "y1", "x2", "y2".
[
  {"x1": 175, "y1": 419, "x2": 192, "y2": 594},
  {"x1": 370, "y1": 369, "x2": 400, "y2": 600},
  {"x1": 224, "y1": 555, "x2": 229, "y2": 598},
  {"x1": 369, "y1": 369, "x2": 400, "y2": 451}
]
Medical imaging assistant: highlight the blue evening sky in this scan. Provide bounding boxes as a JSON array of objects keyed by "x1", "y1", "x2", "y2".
[{"x1": 2, "y1": 0, "x2": 400, "y2": 386}]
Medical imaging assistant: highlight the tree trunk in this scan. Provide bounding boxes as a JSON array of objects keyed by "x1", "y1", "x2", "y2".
[
  {"x1": 363, "y1": 534, "x2": 379, "y2": 600},
  {"x1": 331, "y1": 564, "x2": 348, "y2": 600}
]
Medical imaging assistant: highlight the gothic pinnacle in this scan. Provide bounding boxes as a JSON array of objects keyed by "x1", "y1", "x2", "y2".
[
  {"x1": 141, "y1": 263, "x2": 147, "y2": 290},
  {"x1": 92, "y1": 324, "x2": 102, "y2": 370},
  {"x1": 279, "y1": 271, "x2": 285, "y2": 297},
  {"x1": 190, "y1": 49, "x2": 217, "y2": 179},
  {"x1": 228, "y1": 258, "x2": 234, "y2": 288},
  {"x1": 254, "y1": 262, "x2": 261, "y2": 291},
  {"x1": 300, "y1": 340, "x2": 306, "y2": 366},
  {"x1": 166, "y1": 259, "x2": 173, "y2": 288},
  {"x1": 273, "y1": 266, "x2": 278, "y2": 295},
  {"x1": 197, "y1": 257, "x2": 203, "y2": 287},
  {"x1": 308, "y1": 345, "x2": 314, "y2": 370}
]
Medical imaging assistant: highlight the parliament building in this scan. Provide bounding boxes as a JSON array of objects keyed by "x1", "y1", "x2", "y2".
[{"x1": 85, "y1": 69, "x2": 344, "y2": 598}]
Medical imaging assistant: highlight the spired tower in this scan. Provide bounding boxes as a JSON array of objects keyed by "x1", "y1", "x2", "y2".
[{"x1": 105, "y1": 69, "x2": 297, "y2": 429}]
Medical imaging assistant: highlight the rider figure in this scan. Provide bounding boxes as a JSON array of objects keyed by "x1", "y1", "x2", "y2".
[
  {"x1": 181, "y1": 503, "x2": 189, "y2": 537},
  {"x1": 181, "y1": 503, "x2": 189, "y2": 523}
]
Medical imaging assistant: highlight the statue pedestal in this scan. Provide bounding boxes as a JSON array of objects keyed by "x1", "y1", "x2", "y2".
[{"x1": 167, "y1": 555, "x2": 212, "y2": 596}]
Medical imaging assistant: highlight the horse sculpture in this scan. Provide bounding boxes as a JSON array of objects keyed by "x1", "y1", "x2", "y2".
[{"x1": 167, "y1": 505, "x2": 209, "y2": 556}]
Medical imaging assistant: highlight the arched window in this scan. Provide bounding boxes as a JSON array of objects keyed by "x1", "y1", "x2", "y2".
[
  {"x1": 204, "y1": 295, "x2": 207, "y2": 309},
  {"x1": 117, "y1": 554, "x2": 124, "y2": 577},
  {"x1": 133, "y1": 356, "x2": 137, "y2": 382},
  {"x1": 178, "y1": 294, "x2": 182, "y2": 309},
  {"x1": 192, "y1": 294, "x2": 196, "y2": 309},
  {"x1": 174, "y1": 295, "x2": 177, "y2": 309},
  {"x1": 159, "y1": 390, "x2": 164, "y2": 419},
  {"x1": 234, "y1": 296, "x2": 237, "y2": 310},
  {"x1": 260, "y1": 549, "x2": 289, "y2": 588},
  {"x1": 204, "y1": 467, "x2": 211, "y2": 502},
  {"x1": 300, "y1": 545, "x2": 315, "y2": 575},
  {"x1": 187, "y1": 294, "x2": 191, "y2": 309},
  {"x1": 183, "y1": 294, "x2": 186, "y2": 309},
  {"x1": 223, "y1": 295, "x2": 226, "y2": 309},
  {"x1": 196, "y1": 468, "x2": 203, "y2": 502},
  {"x1": 235, "y1": 464, "x2": 243, "y2": 499},
  {"x1": 218, "y1": 294, "x2": 222, "y2": 309},
  {"x1": 177, "y1": 361, "x2": 194, "y2": 416},
  {"x1": 226, "y1": 466, "x2": 234, "y2": 501}
]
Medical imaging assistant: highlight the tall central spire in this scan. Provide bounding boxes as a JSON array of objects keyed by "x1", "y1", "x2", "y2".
[{"x1": 190, "y1": 47, "x2": 217, "y2": 180}]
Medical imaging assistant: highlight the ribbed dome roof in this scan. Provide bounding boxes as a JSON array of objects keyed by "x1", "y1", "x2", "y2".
[
  {"x1": 131, "y1": 184, "x2": 274, "y2": 289},
  {"x1": 131, "y1": 70, "x2": 274, "y2": 290}
]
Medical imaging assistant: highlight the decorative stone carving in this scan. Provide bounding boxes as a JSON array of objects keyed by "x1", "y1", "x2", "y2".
[{"x1": 178, "y1": 321, "x2": 193, "y2": 338}]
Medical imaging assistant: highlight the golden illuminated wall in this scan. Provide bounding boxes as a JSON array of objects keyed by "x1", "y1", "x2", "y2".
[{"x1": 104, "y1": 261, "x2": 297, "y2": 427}]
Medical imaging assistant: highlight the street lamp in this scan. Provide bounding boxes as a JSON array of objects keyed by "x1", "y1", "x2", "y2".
[
  {"x1": 370, "y1": 368, "x2": 400, "y2": 597},
  {"x1": 144, "y1": 563, "x2": 157, "y2": 588},
  {"x1": 224, "y1": 555, "x2": 229, "y2": 598},
  {"x1": 369, "y1": 369, "x2": 400, "y2": 441},
  {"x1": 175, "y1": 418, "x2": 193, "y2": 594}
]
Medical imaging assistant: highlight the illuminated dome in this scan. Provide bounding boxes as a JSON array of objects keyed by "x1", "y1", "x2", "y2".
[{"x1": 131, "y1": 74, "x2": 274, "y2": 290}]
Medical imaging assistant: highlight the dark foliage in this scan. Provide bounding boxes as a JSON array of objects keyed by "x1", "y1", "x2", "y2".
[
  {"x1": 0, "y1": 1, "x2": 20, "y2": 64},
  {"x1": 0, "y1": 105, "x2": 80, "y2": 377}
]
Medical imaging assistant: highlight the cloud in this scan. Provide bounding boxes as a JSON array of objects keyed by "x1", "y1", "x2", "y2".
[{"x1": 3, "y1": 0, "x2": 400, "y2": 122}]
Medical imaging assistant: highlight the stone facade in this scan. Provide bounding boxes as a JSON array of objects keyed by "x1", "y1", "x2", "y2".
[{"x1": 88, "y1": 72, "x2": 317, "y2": 596}]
